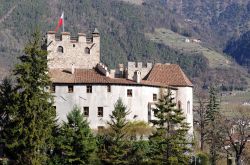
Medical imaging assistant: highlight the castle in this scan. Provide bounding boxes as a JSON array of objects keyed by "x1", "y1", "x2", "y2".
[{"x1": 47, "y1": 29, "x2": 193, "y2": 133}]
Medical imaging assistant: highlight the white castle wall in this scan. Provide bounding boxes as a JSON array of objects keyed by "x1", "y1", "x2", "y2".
[
  {"x1": 176, "y1": 87, "x2": 193, "y2": 133},
  {"x1": 47, "y1": 31, "x2": 100, "y2": 69},
  {"x1": 53, "y1": 84, "x2": 177, "y2": 129}
]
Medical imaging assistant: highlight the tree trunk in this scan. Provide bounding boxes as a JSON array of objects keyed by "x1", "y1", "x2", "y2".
[
  {"x1": 200, "y1": 131, "x2": 204, "y2": 151},
  {"x1": 236, "y1": 155, "x2": 241, "y2": 165}
]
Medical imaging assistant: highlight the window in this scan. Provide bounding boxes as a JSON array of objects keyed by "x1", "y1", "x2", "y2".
[
  {"x1": 57, "y1": 46, "x2": 64, "y2": 53},
  {"x1": 86, "y1": 85, "x2": 92, "y2": 93},
  {"x1": 178, "y1": 101, "x2": 182, "y2": 109},
  {"x1": 187, "y1": 101, "x2": 190, "y2": 114},
  {"x1": 98, "y1": 107, "x2": 103, "y2": 117},
  {"x1": 73, "y1": 44, "x2": 75, "y2": 47},
  {"x1": 83, "y1": 107, "x2": 89, "y2": 117},
  {"x1": 51, "y1": 85, "x2": 56, "y2": 93},
  {"x1": 107, "y1": 85, "x2": 111, "y2": 92},
  {"x1": 68, "y1": 85, "x2": 73, "y2": 93},
  {"x1": 127, "y1": 89, "x2": 132, "y2": 97},
  {"x1": 153, "y1": 94, "x2": 157, "y2": 101},
  {"x1": 52, "y1": 106, "x2": 56, "y2": 111},
  {"x1": 85, "y1": 47, "x2": 90, "y2": 54}
]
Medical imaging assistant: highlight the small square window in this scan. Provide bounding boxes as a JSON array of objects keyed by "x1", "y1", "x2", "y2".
[
  {"x1": 68, "y1": 85, "x2": 74, "y2": 93},
  {"x1": 83, "y1": 107, "x2": 89, "y2": 117},
  {"x1": 127, "y1": 89, "x2": 132, "y2": 97},
  {"x1": 52, "y1": 106, "x2": 56, "y2": 111},
  {"x1": 98, "y1": 107, "x2": 103, "y2": 117},
  {"x1": 107, "y1": 85, "x2": 111, "y2": 92},
  {"x1": 153, "y1": 94, "x2": 157, "y2": 101},
  {"x1": 87, "y1": 85, "x2": 92, "y2": 93},
  {"x1": 51, "y1": 85, "x2": 56, "y2": 93}
]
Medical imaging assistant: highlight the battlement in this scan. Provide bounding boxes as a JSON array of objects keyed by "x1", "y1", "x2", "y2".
[
  {"x1": 96, "y1": 63, "x2": 109, "y2": 77},
  {"x1": 128, "y1": 62, "x2": 152, "y2": 69},
  {"x1": 127, "y1": 62, "x2": 152, "y2": 80},
  {"x1": 47, "y1": 30, "x2": 99, "y2": 44},
  {"x1": 47, "y1": 29, "x2": 100, "y2": 70}
]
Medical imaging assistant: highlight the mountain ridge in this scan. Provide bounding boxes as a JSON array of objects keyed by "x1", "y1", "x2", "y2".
[{"x1": 0, "y1": 0, "x2": 249, "y2": 91}]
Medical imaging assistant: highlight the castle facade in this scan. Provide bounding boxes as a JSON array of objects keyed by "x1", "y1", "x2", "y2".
[{"x1": 47, "y1": 29, "x2": 193, "y2": 133}]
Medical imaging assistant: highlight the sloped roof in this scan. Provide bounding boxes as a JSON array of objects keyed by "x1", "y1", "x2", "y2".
[
  {"x1": 49, "y1": 69, "x2": 176, "y2": 89},
  {"x1": 144, "y1": 64, "x2": 193, "y2": 87}
]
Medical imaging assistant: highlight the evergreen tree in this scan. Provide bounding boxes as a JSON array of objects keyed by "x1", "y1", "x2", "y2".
[
  {"x1": 50, "y1": 106, "x2": 97, "y2": 165},
  {"x1": 2, "y1": 31, "x2": 56, "y2": 164},
  {"x1": 205, "y1": 86, "x2": 221, "y2": 165},
  {"x1": 149, "y1": 90, "x2": 191, "y2": 165},
  {"x1": 0, "y1": 78, "x2": 18, "y2": 159},
  {"x1": 98, "y1": 98, "x2": 131, "y2": 165}
]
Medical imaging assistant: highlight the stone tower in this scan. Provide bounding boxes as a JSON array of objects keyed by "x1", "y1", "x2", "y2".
[{"x1": 46, "y1": 29, "x2": 100, "y2": 69}]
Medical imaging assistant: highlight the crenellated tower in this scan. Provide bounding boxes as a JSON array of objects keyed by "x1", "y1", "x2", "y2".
[{"x1": 46, "y1": 29, "x2": 100, "y2": 69}]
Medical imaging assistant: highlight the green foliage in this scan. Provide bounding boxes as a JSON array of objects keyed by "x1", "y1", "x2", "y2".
[
  {"x1": 1, "y1": 30, "x2": 56, "y2": 164},
  {"x1": 98, "y1": 98, "x2": 131, "y2": 165},
  {"x1": 125, "y1": 120, "x2": 153, "y2": 140},
  {"x1": 149, "y1": 90, "x2": 191, "y2": 164},
  {"x1": 206, "y1": 86, "x2": 220, "y2": 122},
  {"x1": 129, "y1": 140, "x2": 150, "y2": 165},
  {"x1": 0, "y1": 78, "x2": 18, "y2": 159},
  {"x1": 49, "y1": 106, "x2": 97, "y2": 165},
  {"x1": 205, "y1": 86, "x2": 222, "y2": 165}
]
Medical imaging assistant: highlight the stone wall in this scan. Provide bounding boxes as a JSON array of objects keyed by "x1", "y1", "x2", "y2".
[
  {"x1": 127, "y1": 62, "x2": 152, "y2": 80},
  {"x1": 47, "y1": 31, "x2": 100, "y2": 69}
]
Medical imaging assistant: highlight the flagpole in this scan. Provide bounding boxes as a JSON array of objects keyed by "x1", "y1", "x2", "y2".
[{"x1": 63, "y1": 11, "x2": 65, "y2": 32}]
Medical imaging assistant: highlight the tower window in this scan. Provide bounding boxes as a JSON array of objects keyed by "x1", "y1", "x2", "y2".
[
  {"x1": 187, "y1": 101, "x2": 190, "y2": 114},
  {"x1": 51, "y1": 85, "x2": 56, "y2": 93},
  {"x1": 98, "y1": 107, "x2": 103, "y2": 117},
  {"x1": 68, "y1": 85, "x2": 74, "y2": 93},
  {"x1": 57, "y1": 46, "x2": 64, "y2": 53},
  {"x1": 127, "y1": 89, "x2": 133, "y2": 97},
  {"x1": 178, "y1": 101, "x2": 182, "y2": 109},
  {"x1": 85, "y1": 47, "x2": 90, "y2": 54},
  {"x1": 153, "y1": 94, "x2": 157, "y2": 101},
  {"x1": 87, "y1": 85, "x2": 92, "y2": 93},
  {"x1": 73, "y1": 44, "x2": 75, "y2": 47},
  {"x1": 83, "y1": 107, "x2": 89, "y2": 117}
]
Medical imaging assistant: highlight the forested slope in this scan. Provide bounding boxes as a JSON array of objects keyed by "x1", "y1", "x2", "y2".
[{"x1": 0, "y1": 0, "x2": 249, "y2": 90}]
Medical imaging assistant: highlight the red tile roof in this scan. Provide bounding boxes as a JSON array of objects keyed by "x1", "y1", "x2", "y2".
[
  {"x1": 144, "y1": 64, "x2": 193, "y2": 87},
  {"x1": 49, "y1": 63, "x2": 192, "y2": 88},
  {"x1": 49, "y1": 69, "x2": 176, "y2": 89}
]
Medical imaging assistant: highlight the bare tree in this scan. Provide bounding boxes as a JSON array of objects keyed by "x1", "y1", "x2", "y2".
[
  {"x1": 221, "y1": 106, "x2": 250, "y2": 165},
  {"x1": 194, "y1": 92, "x2": 209, "y2": 151}
]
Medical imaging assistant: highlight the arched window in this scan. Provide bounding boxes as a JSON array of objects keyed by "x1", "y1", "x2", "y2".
[
  {"x1": 57, "y1": 46, "x2": 64, "y2": 53},
  {"x1": 85, "y1": 47, "x2": 90, "y2": 54},
  {"x1": 178, "y1": 101, "x2": 182, "y2": 109},
  {"x1": 187, "y1": 101, "x2": 190, "y2": 114}
]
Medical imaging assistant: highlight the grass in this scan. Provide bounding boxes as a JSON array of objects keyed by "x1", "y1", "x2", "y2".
[{"x1": 145, "y1": 28, "x2": 232, "y2": 68}]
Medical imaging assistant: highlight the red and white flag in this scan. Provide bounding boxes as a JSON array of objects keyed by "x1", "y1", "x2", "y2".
[{"x1": 55, "y1": 12, "x2": 64, "y2": 32}]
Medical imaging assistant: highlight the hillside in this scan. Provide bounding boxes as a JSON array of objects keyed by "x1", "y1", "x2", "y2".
[
  {"x1": 0, "y1": 0, "x2": 249, "y2": 91},
  {"x1": 224, "y1": 31, "x2": 250, "y2": 67}
]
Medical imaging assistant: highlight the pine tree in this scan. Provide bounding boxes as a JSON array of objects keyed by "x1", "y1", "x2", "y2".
[
  {"x1": 0, "y1": 78, "x2": 18, "y2": 159},
  {"x1": 149, "y1": 90, "x2": 191, "y2": 165},
  {"x1": 51, "y1": 106, "x2": 97, "y2": 165},
  {"x1": 205, "y1": 86, "x2": 221, "y2": 165},
  {"x1": 2, "y1": 31, "x2": 56, "y2": 164},
  {"x1": 98, "y1": 98, "x2": 131, "y2": 165}
]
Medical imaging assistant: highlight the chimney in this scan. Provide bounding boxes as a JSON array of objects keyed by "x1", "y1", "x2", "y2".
[
  {"x1": 71, "y1": 64, "x2": 75, "y2": 74},
  {"x1": 133, "y1": 70, "x2": 141, "y2": 83}
]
